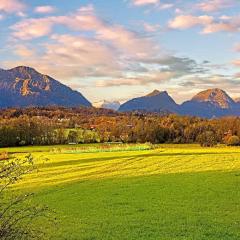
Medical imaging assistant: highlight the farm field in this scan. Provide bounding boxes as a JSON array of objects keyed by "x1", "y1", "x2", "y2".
[{"x1": 6, "y1": 144, "x2": 240, "y2": 240}]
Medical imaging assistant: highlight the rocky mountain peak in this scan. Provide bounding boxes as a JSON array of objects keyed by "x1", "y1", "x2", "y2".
[
  {"x1": 191, "y1": 88, "x2": 235, "y2": 109},
  {"x1": 0, "y1": 66, "x2": 91, "y2": 108}
]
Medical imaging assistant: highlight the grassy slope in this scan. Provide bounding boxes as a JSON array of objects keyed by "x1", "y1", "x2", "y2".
[{"x1": 7, "y1": 145, "x2": 240, "y2": 239}]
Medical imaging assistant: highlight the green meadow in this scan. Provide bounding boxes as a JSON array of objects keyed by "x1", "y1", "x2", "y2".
[{"x1": 5, "y1": 144, "x2": 240, "y2": 240}]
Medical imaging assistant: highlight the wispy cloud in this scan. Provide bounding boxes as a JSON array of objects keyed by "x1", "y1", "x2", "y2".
[
  {"x1": 3, "y1": 1, "x2": 240, "y2": 102},
  {"x1": 131, "y1": 0, "x2": 160, "y2": 6},
  {"x1": 0, "y1": 0, "x2": 26, "y2": 14},
  {"x1": 96, "y1": 71, "x2": 176, "y2": 87},
  {"x1": 13, "y1": 45, "x2": 35, "y2": 58},
  {"x1": 196, "y1": 0, "x2": 236, "y2": 12},
  {"x1": 8, "y1": 5, "x2": 161, "y2": 82},
  {"x1": 34, "y1": 5, "x2": 56, "y2": 14},
  {"x1": 168, "y1": 15, "x2": 213, "y2": 29},
  {"x1": 130, "y1": 0, "x2": 173, "y2": 10},
  {"x1": 169, "y1": 14, "x2": 240, "y2": 33},
  {"x1": 143, "y1": 22, "x2": 161, "y2": 32},
  {"x1": 10, "y1": 6, "x2": 158, "y2": 59}
]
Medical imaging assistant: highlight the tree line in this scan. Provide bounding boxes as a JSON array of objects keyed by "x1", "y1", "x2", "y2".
[{"x1": 0, "y1": 107, "x2": 240, "y2": 147}]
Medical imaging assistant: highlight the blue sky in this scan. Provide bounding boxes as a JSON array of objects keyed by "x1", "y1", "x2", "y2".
[{"x1": 0, "y1": 0, "x2": 240, "y2": 103}]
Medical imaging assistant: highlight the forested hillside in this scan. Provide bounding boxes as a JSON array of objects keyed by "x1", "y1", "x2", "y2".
[{"x1": 0, "y1": 107, "x2": 240, "y2": 147}]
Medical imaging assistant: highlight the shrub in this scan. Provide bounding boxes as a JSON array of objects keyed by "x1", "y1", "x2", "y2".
[
  {"x1": 227, "y1": 135, "x2": 240, "y2": 146},
  {"x1": 197, "y1": 131, "x2": 217, "y2": 147}
]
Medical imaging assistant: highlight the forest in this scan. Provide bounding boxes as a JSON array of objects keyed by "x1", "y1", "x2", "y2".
[{"x1": 0, "y1": 107, "x2": 240, "y2": 147}]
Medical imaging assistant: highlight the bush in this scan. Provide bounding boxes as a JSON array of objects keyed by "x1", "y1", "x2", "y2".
[
  {"x1": 197, "y1": 131, "x2": 217, "y2": 147},
  {"x1": 227, "y1": 135, "x2": 240, "y2": 146}
]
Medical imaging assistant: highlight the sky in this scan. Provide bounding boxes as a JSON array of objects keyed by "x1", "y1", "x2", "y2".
[{"x1": 0, "y1": 0, "x2": 240, "y2": 104}]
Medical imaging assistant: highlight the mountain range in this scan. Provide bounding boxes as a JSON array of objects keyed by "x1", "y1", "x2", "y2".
[
  {"x1": 0, "y1": 66, "x2": 240, "y2": 118},
  {"x1": 119, "y1": 88, "x2": 240, "y2": 118}
]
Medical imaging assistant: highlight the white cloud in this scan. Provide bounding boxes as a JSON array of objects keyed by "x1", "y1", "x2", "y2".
[
  {"x1": 130, "y1": 0, "x2": 174, "y2": 10},
  {"x1": 11, "y1": 18, "x2": 54, "y2": 39},
  {"x1": 10, "y1": 7, "x2": 158, "y2": 59},
  {"x1": 168, "y1": 15, "x2": 213, "y2": 29},
  {"x1": 196, "y1": 0, "x2": 236, "y2": 12},
  {"x1": 7, "y1": 4, "x2": 208, "y2": 91},
  {"x1": 0, "y1": 0, "x2": 26, "y2": 13},
  {"x1": 131, "y1": 0, "x2": 159, "y2": 6},
  {"x1": 14, "y1": 45, "x2": 35, "y2": 58},
  {"x1": 158, "y1": 3, "x2": 173, "y2": 10},
  {"x1": 78, "y1": 4, "x2": 95, "y2": 13},
  {"x1": 169, "y1": 14, "x2": 240, "y2": 34},
  {"x1": 34, "y1": 5, "x2": 56, "y2": 14},
  {"x1": 6, "y1": 34, "x2": 122, "y2": 80}
]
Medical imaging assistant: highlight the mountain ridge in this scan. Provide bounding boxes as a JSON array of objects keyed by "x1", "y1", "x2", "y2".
[
  {"x1": 0, "y1": 66, "x2": 91, "y2": 108},
  {"x1": 191, "y1": 88, "x2": 235, "y2": 109},
  {"x1": 120, "y1": 88, "x2": 240, "y2": 118},
  {"x1": 0, "y1": 66, "x2": 240, "y2": 118},
  {"x1": 119, "y1": 89, "x2": 179, "y2": 113}
]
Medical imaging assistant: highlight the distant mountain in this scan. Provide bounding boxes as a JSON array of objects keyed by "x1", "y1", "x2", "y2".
[
  {"x1": 0, "y1": 66, "x2": 91, "y2": 108},
  {"x1": 191, "y1": 88, "x2": 235, "y2": 109},
  {"x1": 180, "y1": 88, "x2": 239, "y2": 118},
  {"x1": 119, "y1": 88, "x2": 240, "y2": 118},
  {"x1": 93, "y1": 100, "x2": 120, "y2": 111},
  {"x1": 1, "y1": 68, "x2": 240, "y2": 119},
  {"x1": 119, "y1": 90, "x2": 179, "y2": 113}
]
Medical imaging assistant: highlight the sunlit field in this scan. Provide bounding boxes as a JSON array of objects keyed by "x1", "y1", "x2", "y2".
[{"x1": 5, "y1": 144, "x2": 240, "y2": 240}]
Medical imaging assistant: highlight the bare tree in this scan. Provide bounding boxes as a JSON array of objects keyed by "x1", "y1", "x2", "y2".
[{"x1": 0, "y1": 153, "x2": 55, "y2": 240}]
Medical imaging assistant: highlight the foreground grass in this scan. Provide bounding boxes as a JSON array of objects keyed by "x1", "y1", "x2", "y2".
[{"x1": 5, "y1": 144, "x2": 240, "y2": 239}]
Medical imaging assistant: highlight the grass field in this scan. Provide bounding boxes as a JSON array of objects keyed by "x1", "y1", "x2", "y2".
[{"x1": 4, "y1": 144, "x2": 240, "y2": 240}]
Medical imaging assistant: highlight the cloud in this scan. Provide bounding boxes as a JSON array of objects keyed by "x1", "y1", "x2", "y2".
[
  {"x1": 11, "y1": 18, "x2": 54, "y2": 39},
  {"x1": 9, "y1": 34, "x2": 122, "y2": 80},
  {"x1": 233, "y1": 60, "x2": 240, "y2": 66},
  {"x1": 168, "y1": 15, "x2": 213, "y2": 29},
  {"x1": 8, "y1": 5, "x2": 164, "y2": 84},
  {"x1": 130, "y1": 0, "x2": 174, "y2": 10},
  {"x1": 10, "y1": 7, "x2": 100, "y2": 40},
  {"x1": 159, "y1": 3, "x2": 174, "y2": 10},
  {"x1": 202, "y1": 21, "x2": 237, "y2": 34},
  {"x1": 96, "y1": 25, "x2": 157, "y2": 58},
  {"x1": 10, "y1": 7, "x2": 158, "y2": 59},
  {"x1": 34, "y1": 5, "x2": 56, "y2": 14},
  {"x1": 7, "y1": 4, "x2": 208, "y2": 91},
  {"x1": 131, "y1": 0, "x2": 160, "y2": 6},
  {"x1": 0, "y1": 0, "x2": 26, "y2": 13},
  {"x1": 96, "y1": 71, "x2": 176, "y2": 87},
  {"x1": 176, "y1": 73, "x2": 240, "y2": 100},
  {"x1": 169, "y1": 14, "x2": 240, "y2": 33},
  {"x1": 143, "y1": 22, "x2": 161, "y2": 32},
  {"x1": 196, "y1": 0, "x2": 236, "y2": 12},
  {"x1": 14, "y1": 45, "x2": 35, "y2": 58},
  {"x1": 78, "y1": 4, "x2": 95, "y2": 13},
  {"x1": 95, "y1": 55, "x2": 206, "y2": 87}
]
